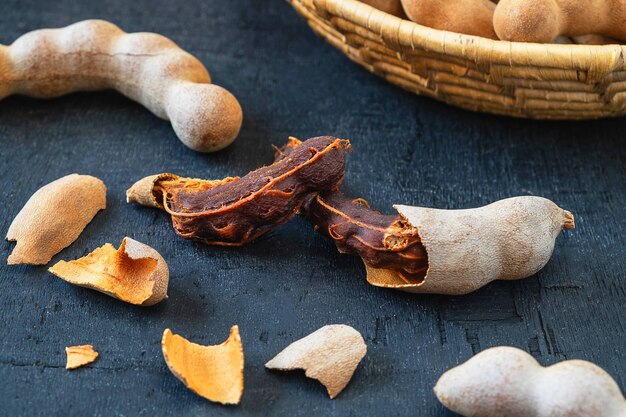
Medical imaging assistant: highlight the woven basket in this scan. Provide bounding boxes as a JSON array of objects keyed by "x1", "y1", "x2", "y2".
[{"x1": 287, "y1": 0, "x2": 626, "y2": 119}]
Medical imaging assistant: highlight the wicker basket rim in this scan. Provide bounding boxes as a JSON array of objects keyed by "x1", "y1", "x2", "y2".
[{"x1": 311, "y1": 0, "x2": 626, "y2": 72}]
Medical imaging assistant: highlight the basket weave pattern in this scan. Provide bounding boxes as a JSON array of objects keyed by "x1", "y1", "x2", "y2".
[{"x1": 288, "y1": 0, "x2": 626, "y2": 119}]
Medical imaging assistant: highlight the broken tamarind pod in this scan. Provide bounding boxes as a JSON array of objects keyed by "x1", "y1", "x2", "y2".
[
  {"x1": 266, "y1": 324, "x2": 367, "y2": 399},
  {"x1": 66, "y1": 345, "x2": 99, "y2": 369},
  {"x1": 276, "y1": 139, "x2": 574, "y2": 295},
  {"x1": 435, "y1": 346, "x2": 626, "y2": 417},
  {"x1": 162, "y1": 326, "x2": 244, "y2": 405},
  {"x1": 400, "y1": 0, "x2": 498, "y2": 39},
  {"x1": 494, "y1": 0, "x2": 626, "y2": 43},
  {"x1": 49, "y1": 237, "x2": 169, "y2": 306},
  {"x1": 127, "y1": 136, "x2": 350, "y2": 246},
  {"x1": 0, "y1": 20, "x2": 242, "y2": 152},
  {"x1": 6, "y1": 173, "x2": 106, "y2": 265}
]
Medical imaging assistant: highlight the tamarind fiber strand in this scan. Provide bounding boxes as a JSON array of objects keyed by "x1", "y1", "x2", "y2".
[{"x1": 287, "y1": 0, "x2": 626, "y2": 119}]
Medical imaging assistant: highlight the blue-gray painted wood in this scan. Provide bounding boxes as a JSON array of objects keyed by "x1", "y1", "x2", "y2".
[{"x1": 0, "y1": 1, "x2": 624, "y2": 416}]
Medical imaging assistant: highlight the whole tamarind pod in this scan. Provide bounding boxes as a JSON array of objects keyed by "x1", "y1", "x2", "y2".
[
  {"x1": 127, "y1": 136, "x2": 350, "y2": 246},
  {"x1": 435, "y1": 346, "x2": 626, "y2": 417},
  {"x1": 494, "y1": 0, "x2": 626, "y2": 43},
  {"x1": 0, "y1": 20, "x2": 242, "y2": 152},
  {"x1": 400, "y1": 0, "x2": 498, "y2": 39},
  {"x1": 276, "y1": 138, "x2": 574, "y2": 295}
]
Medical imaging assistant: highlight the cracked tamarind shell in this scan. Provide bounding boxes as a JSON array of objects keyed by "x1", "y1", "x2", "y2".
[
  {"x1": 266, "y1": 324, "x2": 367, "y2": 399},
  {"x1": 6, "y1": 173, "x2": 106, "y2": 265},
  {"x1": 49, "y1": 237, "x2": 169, "y2": 306},
  {"x1": 366, "y1": 196, "x2": 575, "y2": 295}
]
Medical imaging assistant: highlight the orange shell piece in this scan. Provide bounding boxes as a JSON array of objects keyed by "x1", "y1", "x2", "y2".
[
  {"x1": 66, "y1": 345, "x2": 99, "y2": 369},
  {"x1": 162, "y1": 326, "x2": 244, "y2": 404}
]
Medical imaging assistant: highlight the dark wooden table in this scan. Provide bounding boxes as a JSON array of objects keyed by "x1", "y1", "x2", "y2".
[{"x1": 1, "y1": 1, "x2": 625, "y2": 416}]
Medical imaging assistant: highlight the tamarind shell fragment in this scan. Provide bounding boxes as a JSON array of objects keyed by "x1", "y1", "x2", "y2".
[
  {"x1": 127, "y1": 136, "x2": 350, "y2": 246},
  {"x1": 6, "y1": 174, "x2": 106, "y2": 265}
]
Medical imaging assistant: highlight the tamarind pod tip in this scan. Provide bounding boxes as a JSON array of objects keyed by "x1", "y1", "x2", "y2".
[
  {"x1": 563, "y1": 210, "x2": 575, "y2": 229},
  {"x1": 167, "y1": 84, "x2": 243, "y2": 153}
]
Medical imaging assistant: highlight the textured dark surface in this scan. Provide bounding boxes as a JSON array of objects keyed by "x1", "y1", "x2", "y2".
[{"x1": 0, "y1": 1, "x2": 624, "y2": 416}]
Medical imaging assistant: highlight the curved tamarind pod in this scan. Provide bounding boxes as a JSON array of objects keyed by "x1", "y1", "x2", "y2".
[
  {"x1": 367, "y1": 197, "x2": 574, "y2": 295},
  {"x1": 127, "y1": 136, "x2": 350, "y2": 246},
  {"x1": 400, "y1": 0, "x2": 498, "y2": 39},
  {"x1": 0, "y1": 20, "x2": 242, "y2": 152},
  {"x1": 494, "y1": 0, "x2": 626, "y2": 43},
  {"x1": 435, "y1": 346, "x2": 626, "y2": 417}
]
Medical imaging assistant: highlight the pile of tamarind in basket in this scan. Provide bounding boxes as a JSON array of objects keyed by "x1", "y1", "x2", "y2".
[{"x1": 361, "y1": 0, "x2": 626, "y2": 45}]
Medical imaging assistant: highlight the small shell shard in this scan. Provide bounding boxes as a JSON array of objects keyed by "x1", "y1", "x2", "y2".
[
  {"x1": 265, "y1": 324, "x2": 367, "y2": 399},
  {"x1": 161, "y1": 326, "x2": 244, "y2": 405},
  {"x1": 66, "y1": 345, "x2": 99, "y2": 369}
]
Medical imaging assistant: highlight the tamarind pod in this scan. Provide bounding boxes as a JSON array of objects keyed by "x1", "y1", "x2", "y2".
[
  {"x1": 494, "y1": 0, "x2": 626, "y2": 43},
  {"x1": 400, "y1": 0, "x2": 498, "y2": 39},
  {"x1": 435, "y1": 346, "x2": 626, "y2": 417},
  {"x1": 0, "y1": 20, "x2": 242, "y2": 152},
  {"x1": 368, "y1": 197, "x2": 574, "y2": 295},
  {"x1": 127, "y1": 136, "x2": 350, "y2": 246}
]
